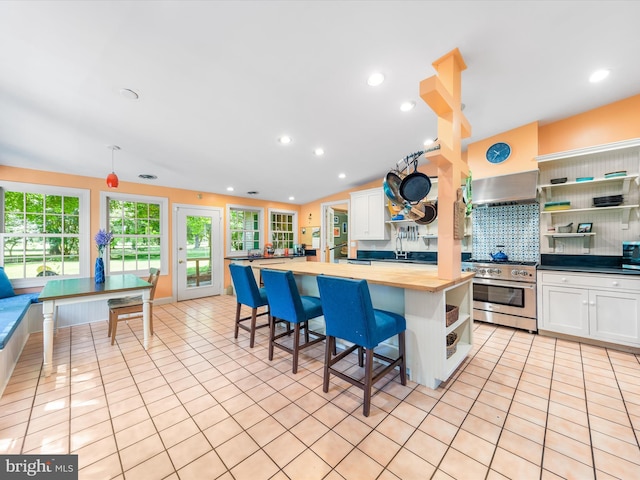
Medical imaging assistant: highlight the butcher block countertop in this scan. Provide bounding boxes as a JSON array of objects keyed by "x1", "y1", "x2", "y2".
[{"x1": 255, "y1": 262, "x2": 474, "y2": 293}]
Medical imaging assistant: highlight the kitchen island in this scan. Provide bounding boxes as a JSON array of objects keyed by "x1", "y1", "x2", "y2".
[{"x1": 255, "y1": 262, "x2": 474, "y2": 389}]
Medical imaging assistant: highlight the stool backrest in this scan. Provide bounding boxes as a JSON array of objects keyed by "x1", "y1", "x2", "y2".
[
  {"x1": 262, "y1": 269, "x2": 305, "y2": 323},
  {"x1": 317, "y1": 275, "x2": 375, "y2": 347},
  {"x1": 229, "y1": 264, "x2": 263, "y2": 308}
]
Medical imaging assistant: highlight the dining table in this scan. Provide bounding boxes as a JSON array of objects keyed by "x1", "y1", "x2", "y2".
[{"x1": 38, "y1": 274, "x2": 152, "y2": 376}]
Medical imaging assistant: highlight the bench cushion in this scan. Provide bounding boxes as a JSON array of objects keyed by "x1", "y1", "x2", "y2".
[{"x1": 0, "y1": 294, "x2": 33, "y2": 349}]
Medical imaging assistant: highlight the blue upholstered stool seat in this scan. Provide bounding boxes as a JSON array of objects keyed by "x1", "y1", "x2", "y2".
[
  {"x1": 229, "y1": 264, "x2": 270, "y2": 348},
  {"x1": 317, "y1": 275, "x2": 407, "y2": 417},
  {"x1": 262, "y1": 269, "x2": 325, "y2": 374}
]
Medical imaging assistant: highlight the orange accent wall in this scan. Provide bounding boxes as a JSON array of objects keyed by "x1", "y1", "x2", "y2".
[
  {"x1": 538, "y1": 94, "x2": 640, "y2": 155},
  {"x1": 0, "y1": 166, "x2": 299, "y2": 298},
  {"x1": 467, "y1": 122, "x2": 539, "y2": 179}
]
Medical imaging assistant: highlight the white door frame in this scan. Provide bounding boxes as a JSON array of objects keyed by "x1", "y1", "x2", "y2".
[
  {"x1": 320, "y1": 199, "x2": 350, "y2": 263},
  {"x1": 172, "y1": 204, "x2": 224, "y2": 301}
]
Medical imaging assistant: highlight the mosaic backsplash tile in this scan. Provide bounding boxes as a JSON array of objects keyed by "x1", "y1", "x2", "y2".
[{"x1": 472, "y1": 203, "x2": 540, "y2": 262}]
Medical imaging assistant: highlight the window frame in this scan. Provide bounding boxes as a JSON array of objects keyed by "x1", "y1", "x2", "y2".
[
  {"x1": 226, "y1": 204, "x2": 264, "y2": 257},
  {"x1": 0, "y1": 181, "x2": 90, "y2": 288},
  {"x1": 268, "y1": 208, "x2": 298, "y2": 251},
  {"x1": 100, "y1": 191, "x2": 169, "y2": 276}
]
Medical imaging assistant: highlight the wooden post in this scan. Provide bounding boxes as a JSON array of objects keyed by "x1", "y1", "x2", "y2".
[{"x1": 420, "y1": 48, "x2": 471, "y2": 280}]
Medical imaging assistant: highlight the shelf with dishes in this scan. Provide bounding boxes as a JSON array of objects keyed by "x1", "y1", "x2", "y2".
[
  {"x1": 539, "y1": 173, "x2": 639, "y2": 201},
  {"x1": 541, "y1": 204, "x2": 639, "y2": 229}
]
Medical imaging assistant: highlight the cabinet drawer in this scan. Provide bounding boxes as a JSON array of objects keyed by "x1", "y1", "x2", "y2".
[{"x1": 540, "y1": 271, "x2": 640, "y2": 291}]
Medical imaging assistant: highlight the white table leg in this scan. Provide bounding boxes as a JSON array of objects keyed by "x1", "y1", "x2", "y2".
[
  {"x1": 142, "y1": 289, "x2": 151, "y2": 349},
  {"x1": 42, "y1": 300, "x2": 54, "y2": 376}
]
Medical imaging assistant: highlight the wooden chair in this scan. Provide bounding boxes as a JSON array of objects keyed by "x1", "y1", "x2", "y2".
[{"x1": 107, "y1": 268, "x2": 160, "y2": 345}]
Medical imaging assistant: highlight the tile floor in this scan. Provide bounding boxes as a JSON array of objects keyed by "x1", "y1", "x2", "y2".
[{"x1": 1, "y1": 295, "x2": 640, "y2": 479}]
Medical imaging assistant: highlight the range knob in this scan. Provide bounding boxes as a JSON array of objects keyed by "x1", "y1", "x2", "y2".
[
  {"x1": 477, "y1": 268, "x2": 486, "y2": 275},
  {"x1": 511, "y1": 269, "x2": 520, "y2": 276},
  {"x1": 518, "y1": 270, "x2": 530, "y2": 277}
]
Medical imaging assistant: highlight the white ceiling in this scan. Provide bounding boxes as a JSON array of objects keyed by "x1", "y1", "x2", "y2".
[{"x1": 0, "y1": 1, "x2": 639, "y2": 205}]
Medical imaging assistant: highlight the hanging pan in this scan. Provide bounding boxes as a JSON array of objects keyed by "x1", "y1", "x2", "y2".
[
  {"x1": 399, "y1": 151, "x2": 431, "y2": 203},
  {"x1": 383, "y1": 170, "x2": 406, "y2": 204},
  {"x1": 406, "y1": 200, "x2": 437, "y2": 225}
]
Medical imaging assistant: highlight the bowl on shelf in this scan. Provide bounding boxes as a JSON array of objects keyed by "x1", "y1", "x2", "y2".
[
  {"x1": 593, "y1": 195, "x2": 623, "y2": 207},
  {"x1": 576, "y1": 176, "x2": 594, "y2": 182},
  {"x1": 604, "y1": 171, "x2": 627, "y2": 178},
  {"x1": 550, "y1": 177, "x2": 567, "y2": 184},
  {"x1": 557, "y1": 223, "x2": 573, "y2": 233}
]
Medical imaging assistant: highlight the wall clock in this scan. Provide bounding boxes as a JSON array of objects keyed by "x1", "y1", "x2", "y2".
[{"x1": 486, "y1": 142, "x2": 512, "y2": 164}]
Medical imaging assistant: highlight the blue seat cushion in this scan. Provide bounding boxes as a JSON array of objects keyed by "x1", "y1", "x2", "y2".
[
  {"x1": 300, "y1": 295, "x2": 323, "y2": 321},
  {"x1": 0, "y1": 294, "x2": 33, "y2": 349},
  {"x1": 0, "y1": 267, "x2": 16, "y2": 299},
  {"x1": 371, "y1": 309, "x2": 406, "y2": 348}
]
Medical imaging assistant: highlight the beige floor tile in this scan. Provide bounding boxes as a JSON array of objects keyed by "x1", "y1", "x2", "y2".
[
  {"x1": 386, "y1": 448, "x2": 436, "y2": 480},
  {"x1": 215, "y1": 431, "x2": 259, "y2": 469},
  {"x1": 545, "y1": 429, "x2": 593, "y2": 466},
  {"x1": 543, "y1": 447, "x2": 595, "y2": 479},
  {"x1": 70, "y1": 420, "x2": 113, "y2": 451},
  {"x1": 230, "y1": 449, "x2": 280, "y2": 480},
  {"x1": 167, "y1": 432, "x2": 212, "y2": 470},
  {"x1": 118, "y1": 433, "x2": 165, "y2": 471},
  {"x1": 73, "y1": 435, "x2": 118, "y2": 470},
  {"x1": 404, "y1": 429, "x2": 448, "y2": 467},
  {"x1": 177, "y1": 450, "x2": 227, "y2": 479},
  {"x1": 337, "y1": 447, "x2": 385, "y2": 480},
  {"x1": 246, "y1": 416, "x2": 287, "y2": 447},
  {"x1": 115, "y1": 418, "x2": 157, "y2": 450},
  {"x1": 203, "y1": 417, "x2": 243, "y2": 448},
  {"x1": 310, "y1": 430, "x2": 354, "y2": 468},
  {"x1": 282, "y1": 448, "x2": 332, "y2": 480},
  {"x1": 124, "y1": 451, "x2": 175, "y2": 480},
  {"x1": 418, "y1": 414, "x2": 459, "y2": 445},
  {"x1": 333, "y1": 415, "x2": 372, "y2": 446},
  {"x1": 452, "y1": 429, "x2": 496, "y2": 466},
  {"x1": 263, "y1": 431, "x2": 307, "y2": 468}
]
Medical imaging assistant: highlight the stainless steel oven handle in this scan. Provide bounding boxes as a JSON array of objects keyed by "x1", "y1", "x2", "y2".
[{"x1": 473, "y1": 279, "x2": 536, "y2": 289}]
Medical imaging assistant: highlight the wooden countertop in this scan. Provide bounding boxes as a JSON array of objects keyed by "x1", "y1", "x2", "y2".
[{"x1": 256, "y1": 262, "x2": 474, "y2": 292}]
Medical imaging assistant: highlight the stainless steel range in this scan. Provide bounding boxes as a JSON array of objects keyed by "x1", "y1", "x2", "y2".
[{"x1": 462, "y1": 260, "x2": 537, "y2": 332}]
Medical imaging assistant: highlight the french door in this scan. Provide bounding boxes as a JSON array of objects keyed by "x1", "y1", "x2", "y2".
[{"x1": 175, "y1": 205, "x2": 223, "y2": 300}]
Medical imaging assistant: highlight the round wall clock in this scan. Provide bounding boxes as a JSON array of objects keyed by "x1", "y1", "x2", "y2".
[{"x1": 486, "y1": 142, "x2": 512, "y2": 164}]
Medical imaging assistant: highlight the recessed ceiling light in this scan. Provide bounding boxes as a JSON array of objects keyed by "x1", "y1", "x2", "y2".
[
  {"x1": 138, "y1": 174, "x2": 157, "y2": 180},
  {"x1": 288, "y1": 196, "x2": 295, "y2": 201},
  {"x1": 314, "y1": 148, "x2": 324, "y2": 156},
  {"x1": 400, "y1": 101, "x2": 415, "y2": 112},
  {"x1": 278, "y1": 136, "x2": 292, "y2": 144},
  {"x1": 226, "y1": 186, "x2": 234, "y2": 192},
  {"x1": 367, "y1": 72, "x2": 385, "y2": 87},
  {"x1": 423, "y1": 138, "x2": 435, "y2": 146},
  {"x1": 119, "y1": 88, "x2": 139, "y2": 100},
  {"x1": 338, "y1": 173, "x2": 346, "y2": 179},
  {"x1": 589, "y1": 69, "x2": 610, "y2": 83}
]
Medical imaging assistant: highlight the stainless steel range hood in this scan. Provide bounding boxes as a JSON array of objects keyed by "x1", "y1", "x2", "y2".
[{"x1": 472, "y1": 170, "x2": 539, "y2": 206}]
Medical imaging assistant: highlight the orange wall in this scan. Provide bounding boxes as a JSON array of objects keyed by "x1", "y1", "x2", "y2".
[
  {"x1": 467, "y1": 122, "x2": 539, "y2": 179},
  {"x1": 538, "y1": 93, "x2": 640, "y2": 155},
  {"x1": 0, "y1": 166, "x2": 299, "y2": 297}
]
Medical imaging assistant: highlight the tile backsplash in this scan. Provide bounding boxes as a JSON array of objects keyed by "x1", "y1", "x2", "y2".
[{"x1": 472, "y1": 204, "x2": 540, "y2": 261}]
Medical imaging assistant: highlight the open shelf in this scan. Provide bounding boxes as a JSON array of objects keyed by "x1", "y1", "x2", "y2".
[{"x1": 543, "y1": 233, "x2": 596, "y2": 253}]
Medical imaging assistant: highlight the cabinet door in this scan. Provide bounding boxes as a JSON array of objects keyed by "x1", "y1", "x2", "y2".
[
  {"x1": 589, "y1": 289, "x2": 640, "y2": 346},
  {"x1": 350, "y1": 189, "x2": 389, "y2": 240},
  {"x1": 541, "y1": 285, "x2": 589, "y2": 336}
]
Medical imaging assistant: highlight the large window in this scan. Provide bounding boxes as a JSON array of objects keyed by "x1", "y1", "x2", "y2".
[
  {"x1": 227, "y1": 205, "x2": 263, "y2": 255},
  {"x1": 101, "y1": 192, "x2": 168, "y2": 275},
  {"x1": 269, "y1": 209, "x2": 297, "y2": 250},
  {"x1": 0, "y1": 182, "x2": 90, "y2": 286}
]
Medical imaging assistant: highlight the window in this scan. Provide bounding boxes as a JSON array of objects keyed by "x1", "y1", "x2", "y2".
[
  {"x1": 0, "y1": 182, "x2": 90, "y2": 286},
  {"x1": 269, "y1": 209, "x2": 297, "y2": 250},
  {"x1": 101, "y1": 192, "x2": 168, "y2": 275},
  {"x1": 227, "y1": 205, "x2": 263, "y2": 255}
]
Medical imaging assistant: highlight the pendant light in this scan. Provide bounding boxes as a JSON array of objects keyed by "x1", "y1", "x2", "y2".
[{"x1": 106, "y1": 145, "x2": 120, "y2": 188}]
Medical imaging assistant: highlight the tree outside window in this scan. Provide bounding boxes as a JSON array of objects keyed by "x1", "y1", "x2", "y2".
[{"x1": 229, "y1": 208, "x2": 261, "y2": 254}]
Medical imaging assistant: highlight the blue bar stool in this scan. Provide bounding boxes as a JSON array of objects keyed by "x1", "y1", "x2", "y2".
[
  {"x1": 261, "y1": 269, "x2": 325, "y2": 374},
  {"x1": 317, "y1": 275, "x2": 407, "y2": 417},
  {"x1": 228, "y1": 264, "x2": 270, "y2": 348}
]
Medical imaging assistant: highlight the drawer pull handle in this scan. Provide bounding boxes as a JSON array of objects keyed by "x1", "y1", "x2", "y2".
[
  {"x1": 612, "y1": 281, "x2": 619, "y2": 286},
  {"x1": 590, "y1": 301, "x2": 595, "y2": 306},
  {"x1": 561, "y1": 277, "x2": 567, "y2": 282}
]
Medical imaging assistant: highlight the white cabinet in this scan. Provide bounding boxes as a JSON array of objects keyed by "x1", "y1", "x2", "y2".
[
  {"x1": 538, "y1": 271, "x2": 640, "y2": 347},
  {"x1": 350, "y1": 188, "x2": 390, "y2": 240}
]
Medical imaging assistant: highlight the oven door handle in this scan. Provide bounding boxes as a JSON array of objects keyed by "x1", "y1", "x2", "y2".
[{"x1": 473, "y1": 279, "x2": 536, "y2": 289}]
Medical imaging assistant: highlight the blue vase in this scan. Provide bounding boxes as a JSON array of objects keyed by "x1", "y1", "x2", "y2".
[{"x1": 95, "y1": 257, "x2": 105, "y2": 284}]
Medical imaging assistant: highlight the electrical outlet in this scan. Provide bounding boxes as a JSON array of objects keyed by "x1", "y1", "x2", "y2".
[{"x1": 556, "y1": 241, "x2": 564, "y2": 253}]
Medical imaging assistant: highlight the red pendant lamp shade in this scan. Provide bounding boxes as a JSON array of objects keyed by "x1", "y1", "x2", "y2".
[
  {"x1": 106, "y1": 145, "x2": 120, "y2": 188},
  {"x1": 106, "y1": 172, "x2": 119, "y2": 188}
]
